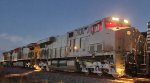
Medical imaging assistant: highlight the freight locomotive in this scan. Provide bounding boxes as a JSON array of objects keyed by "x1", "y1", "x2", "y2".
[{"x1": 0, "y1": 17, "x2": 146, "y2": 77}]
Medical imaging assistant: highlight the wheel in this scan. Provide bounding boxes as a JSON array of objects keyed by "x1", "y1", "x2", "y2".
[
  {"x1": 97, "y1": 73, "x2": 102, "y2": 76},
  {"x1": 46, "y1": 66, "x2": 50, "y2": 71},
  {"x1": 84, "y1": 68, "x2": 90, "y2": 76},
  {"x1": 112, "y1": 74, "x2": 119, "y2": 78},
  {"x1": 112, "y1": 74, "x2": 124, "y2": 78},
  {"x1": 95, "y1": 66, "x2": 102, "y2": 76}
]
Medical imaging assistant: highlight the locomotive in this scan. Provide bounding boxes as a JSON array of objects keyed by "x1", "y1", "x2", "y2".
[{"x1": 0, "y1": 17, "x2": 146, "y2": 77}]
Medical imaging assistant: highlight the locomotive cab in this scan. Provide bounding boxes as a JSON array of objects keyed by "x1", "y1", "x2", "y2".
[{"x1": 87, "y1": 17, "x2": 146, "y2": 77}]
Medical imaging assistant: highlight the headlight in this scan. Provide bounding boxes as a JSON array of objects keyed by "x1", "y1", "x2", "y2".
[
  {"x1": 112, "y1": 17, "x2": 119, "y2": 21},
  {"x1": 124, "y1": 19, "x2": 129, "y2": 23},
  {"x1": 127, "y1": 31, "x2": 131, "y2": 35}
]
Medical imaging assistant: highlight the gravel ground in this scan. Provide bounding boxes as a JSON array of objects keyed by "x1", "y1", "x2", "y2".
[
  {"x1": 0, "y1": 67, "x2": 112, "y2": 83},
  {"x1": 26, "y1": 72, "x2": 111, "y2": 83},
  {"x1": 0, "y1": 67, "x2": 150, "y2": 83}
]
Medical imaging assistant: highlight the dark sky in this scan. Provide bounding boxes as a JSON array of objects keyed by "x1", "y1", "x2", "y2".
[{"x1": 0, "y1": 0, "x2": 150, "y2": 51}]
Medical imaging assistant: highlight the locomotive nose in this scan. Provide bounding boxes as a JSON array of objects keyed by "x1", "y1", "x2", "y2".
[{"x1": 115, "y1": 28, "x2": 141, "y2": 52}]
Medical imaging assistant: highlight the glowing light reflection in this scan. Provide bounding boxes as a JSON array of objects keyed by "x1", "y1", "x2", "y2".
[
  {"x1": 5, "y1": 71, "x2": 34, "y2": 78},
  {"x1": 34, "y1": 65, "x2": 42, "y2": 72}
]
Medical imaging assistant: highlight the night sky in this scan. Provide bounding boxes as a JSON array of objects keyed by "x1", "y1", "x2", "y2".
[{"x1": 0, "y1": 0, "x2": 150, "y2": 52}]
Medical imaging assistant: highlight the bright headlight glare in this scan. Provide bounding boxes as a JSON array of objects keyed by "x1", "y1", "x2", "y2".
[
  {"x1": 112, "y1": 17, "x2": 119, "y2": 21},
  {"x1": 124, "y1": 19, "x2": 129, "y2": 23}
]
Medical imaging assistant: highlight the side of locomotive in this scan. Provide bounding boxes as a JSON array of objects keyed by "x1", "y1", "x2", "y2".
[{"x1": 1, "y1": 17, "x2": 146, "y2": 77}]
